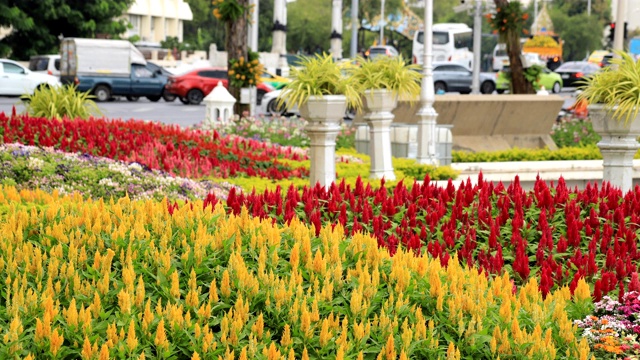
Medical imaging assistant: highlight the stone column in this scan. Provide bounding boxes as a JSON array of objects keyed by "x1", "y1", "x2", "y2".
[
  {"x1": 300, "y1": 96, "x2": 346, "y2": 188},
  {"x1": 364, "y1": 90, "x2": 396, "y2": 180},
  {"x1": 330, "y1": 0, "x2": 343, "y2": 61},
  {"x1": 599, "y1": 137, "x2": 639, "y2": 193}
]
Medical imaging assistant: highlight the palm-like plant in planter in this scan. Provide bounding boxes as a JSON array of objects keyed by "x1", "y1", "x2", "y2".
[
  {"x1": 277, "y1": 53, "x2": 363, "y2": 188},
  {"x1": 576, "y1": 50, "x2": 640, "y2": 193},
  {"x1": 350, "y1": 56, "x2": 422, "y2": 180}
]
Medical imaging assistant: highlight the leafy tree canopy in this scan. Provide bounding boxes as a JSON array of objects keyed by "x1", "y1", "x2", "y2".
[{"x1": 0, "y1": 0, "x2": 134, "y2": 59}]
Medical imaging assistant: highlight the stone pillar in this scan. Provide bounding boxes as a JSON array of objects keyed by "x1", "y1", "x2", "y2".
[
  {"x1": 300, "y1": 95, "x2": 346, "y2": 188},
  {"x1": 599, "y1": 136, "x2": 639, "y2": 193},
  {"x1": 330, "y1": 0, "x2": 343, "y2": 61},
  {"x1": 364, "y1": 89, "x2": 396, "y2": 180},
  {"x1": 272, "y1": 0, "x2": 289, "y2": 76}
]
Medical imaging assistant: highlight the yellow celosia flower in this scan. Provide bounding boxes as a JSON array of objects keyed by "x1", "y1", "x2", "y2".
[
  {"x1": 220, "y1": 270, "x2": 231, "y2": 298},
  {"x1": 49, "y1": 328, "x2": 64, "y2": 356},
  {"x1": 98, "y1": 344, "x2": 109, "y2": 360},
  {"x1": 126, "y1": 321, "x2": 138, "y2": 352},
  {"x1": 384, "y1": 334, "x2": 396, "y2": 360},
  {"x1": 154, "y1": 319, "x2": 168, "y2": 351}
]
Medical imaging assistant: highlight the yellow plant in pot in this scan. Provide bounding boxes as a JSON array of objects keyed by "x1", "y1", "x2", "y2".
[
  {"x1": 577, "y1": 50, "x2": 640, "y2": 125},
  {"x1": 350, "y1": 55, "x2": 422, "y2": 101},
  {"x1": 277, "y1": 53, "x2": 362, "y2": 111}
]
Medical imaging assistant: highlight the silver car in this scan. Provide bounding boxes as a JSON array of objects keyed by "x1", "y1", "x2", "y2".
[{"x1": 432, "y1": 63, "x2": 496, "y2": 94}]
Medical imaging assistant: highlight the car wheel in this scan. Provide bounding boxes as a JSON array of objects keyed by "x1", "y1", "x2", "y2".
[
  {"x1": 267, "y1": 99, "x2": 286, "y2": 116},
  {"x1": 257, "y1": 89, "x2": 267, "y2": 106},
  {"x1": 552, "y1": 82, "x2": 561, "y2": 94},
  {"x1": 93, "y1": 85, "x2": 112, "y2": 102},
  {"x1": 179, "y1": 97, "x2": 190, "y2": 105},
  {"x1": 434, "y1": 81, "x2": 447, "y2": 93},
  {"x1": 480, "y1": 81, "x2": 496, "y2": 95},
  {"x1": 147, "y1": 96, "x2": 161, "y2": 102},
  {"x1": 162, "y1": 91, "x2": 176, "y2": 102},
  {"x1": 126, "y1": 95, "x2": 139, "y2": 102},
  {"x1": 187, "y1": 89, "x2": 204, "y2": 105},
  {"x1": 496, "y1": 89, "x2": 506, "y2": 94}
]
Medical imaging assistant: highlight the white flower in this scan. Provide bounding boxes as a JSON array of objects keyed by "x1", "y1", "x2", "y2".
[
  {"x1": 98, "y1": 178, "x2": 118, "y2": 187},
  {"x1": 27, "y1": 157, "x2": 45, "y2": 170}
]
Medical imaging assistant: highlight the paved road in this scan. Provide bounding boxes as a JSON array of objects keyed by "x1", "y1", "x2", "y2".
[
  {"x1": 0, "y1": 96, "x2": 207, "y2": 128},
  {"x1": 0, "y1": 89, "x2": 577, "y2": 128}
]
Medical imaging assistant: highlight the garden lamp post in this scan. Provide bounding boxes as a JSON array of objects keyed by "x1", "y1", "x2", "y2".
[
  {"x1": 416, "y1": 0, "x2": 438, "y2": 165},
  {"x1": 331, "y1": 0, "x2": 343, "y2": 61}
]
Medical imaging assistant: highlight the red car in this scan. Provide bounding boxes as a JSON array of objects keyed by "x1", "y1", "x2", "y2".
[{"x1": 165, "y1": 67, "x2": 273, "y2": 105}]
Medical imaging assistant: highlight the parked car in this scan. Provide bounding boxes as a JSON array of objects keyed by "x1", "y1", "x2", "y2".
[
  {"x1": 587, "y1": 50, "x2": 611, "y2": 67},
  {"x1": 0, "y1": 58, "x2": 60, "y2": 96},
  {"x1": 365, "y1": 45, "x2": 399, "y2": 61},
  {"x1": 553, "y1": 61, "x2": 601, "y2": 87},
  {"x1": 432, "y1": 63, "x2": 497, "y2": 94},
  {"x1": 496, "y1": 66, "x2": 562, "y2": 94},
  {"x1": 165, "y1": 67, "x2": 274, "y2": 105},
  {"x1": 260, "y1": 70, "x2": 290, "y2": 90},
  {"x1": 28, "y1": 54, "x2": 60, "y2": 77}
]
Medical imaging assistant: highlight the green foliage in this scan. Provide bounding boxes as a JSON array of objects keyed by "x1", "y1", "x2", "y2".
[
  {"x1": 20, "y1": 85, "x2": 101, "y2": 121},
  {"x1": 549, "y1": 11, "x2": 608, "y2": 61},
  {"x1": 485, "y1": 0, "x2": 530, "y2": 41},
  {"x1": 551, "y1": 120, "x2": 601, "y2": 148},
  {"x1": 577, "y1": 50, "x2": 640, "y2": 124},
  {"x1": 452, "y1": 145, "x2": 608, "y2": 163},
  {"x1": 351, "y1": 55, "x2": 421, "y2": 99},
  {"x1": 212, "y1": 0, "x2": 250, "y2": 22},
  {"x1": 278, "y1": 53, "x2": 363, "y2": 110},
  {"x1": 160, "y1": 36, "x2": 187, "y2": 52},
  {"x1": 0, "y1": 0, "x2": 133, "y2": 59}
]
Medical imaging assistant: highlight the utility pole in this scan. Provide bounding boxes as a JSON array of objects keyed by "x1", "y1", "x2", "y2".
[
  {"x1": 350, "y1": 0, "x2": 359, "y2": 58},
  {"x1": 587, "y1": 0, "x2": 591, "y2": 16},
  {"x1": 379, "y1": 0, "x2": 385, "y2": 44},
  {"x1": 470, "y1": 0, "x2": 483, "y2": 94},
  {"x1": 613, "y1": 0, "x2": 626, "y2": 51}
]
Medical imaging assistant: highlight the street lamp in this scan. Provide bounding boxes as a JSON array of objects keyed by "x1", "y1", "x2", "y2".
[{"x1": 416, "y1": 0, "x2": 438, "y2": 165}]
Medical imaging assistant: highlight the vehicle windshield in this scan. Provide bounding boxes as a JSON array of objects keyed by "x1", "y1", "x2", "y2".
[{"x1": 417, "y1": 31, "x2": 449, "y2": 45}]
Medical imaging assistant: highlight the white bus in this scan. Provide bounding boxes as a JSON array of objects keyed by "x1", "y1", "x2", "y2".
[{"x1": 412, "y1": 23, "x2": 474, "y2": 70}]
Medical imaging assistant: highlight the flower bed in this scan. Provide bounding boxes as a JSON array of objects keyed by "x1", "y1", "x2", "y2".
[
  {"x1": 0, "y1": 186, "x2": 592, "y2": 359},
  {"x1": 0, "y1": 143, "x2": 239, "y2": 201},
  {"x1": 200, "y1": 176, "x2": 640, "y2": 300},
  {"x1": 0, "y1": 112, "x2": 308, "y2": 180}
]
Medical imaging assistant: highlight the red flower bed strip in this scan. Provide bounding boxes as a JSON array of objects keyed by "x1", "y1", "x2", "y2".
[
  {"x1": 1, "y1": 112, "x2": 308, "y2": 180},
  {"x1": 201, "y1": 175, "x2": 640, "y2": 300}
]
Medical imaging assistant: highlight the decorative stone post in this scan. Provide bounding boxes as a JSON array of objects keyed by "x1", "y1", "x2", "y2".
[
  {"x1": 363, "y1": 89, "x2": 396, "y2": 180},
  {"x1": 299, "y1": 95, "x2": 346, "y2": 188},
  {"x1": 330, "y1": 0, "x2": 343, "y2": 61},
  {"x1": 271, "y1": 0, "x2": 290, "y2": 76},
  {"x1": 590, "y1": 104, "x2": 640, "y2": 193},
  {"x1": 416, "y1": 0, "x2": 438, "y2": 165},
  {"x1": 204, "y1": 81, "x2": 236, "y2": 125}
]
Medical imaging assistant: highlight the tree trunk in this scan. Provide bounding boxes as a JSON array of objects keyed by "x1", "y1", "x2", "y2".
[
  {"x1": 493, "y1": 0, "x2": 533, "y2": 94},
  {"x1": 226, "y1": 0, "x2": 249, "y2": 115}
]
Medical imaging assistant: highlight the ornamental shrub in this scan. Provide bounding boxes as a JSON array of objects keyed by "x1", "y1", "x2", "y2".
[{"x1": 21, "y1": 84, "x2": 101, "y2": 121}]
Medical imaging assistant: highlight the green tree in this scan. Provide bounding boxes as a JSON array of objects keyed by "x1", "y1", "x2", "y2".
[
  {"x1": 183, "y1": 0, "x2": 225, "y2": 51},
  {"x1": 288, "y1": 0, "x2": 332, "y2": 54},
  {"x1": 0, "y1": 0, "x2": 134, "y2": 59},
  {"x1": 550, "y1": 12, "x2": 604, "y2": 61}
]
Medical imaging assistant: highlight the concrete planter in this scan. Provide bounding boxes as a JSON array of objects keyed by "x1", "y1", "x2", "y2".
[
  {"x1": 363, "y1": 89, "x2": 397, "y2": 181},
  {"x1": 589, "y1": 104, "x2": 640, "y2": 193},
  {"x1": 299, "y1": 95, "x2": 346, "y2": 188}
]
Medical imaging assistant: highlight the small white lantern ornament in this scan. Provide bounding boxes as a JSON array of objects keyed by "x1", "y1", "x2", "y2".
[{"x1": 204, "y1": 81, "x2": 236, "y2": 125}]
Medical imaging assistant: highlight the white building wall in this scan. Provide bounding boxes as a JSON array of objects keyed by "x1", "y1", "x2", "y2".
[{"x1": 125, "y1": 0, "x2": 193, "y2": 43}]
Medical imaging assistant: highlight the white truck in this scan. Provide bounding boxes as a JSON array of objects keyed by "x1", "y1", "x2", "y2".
[{"x1": 60, "y1": 38, "x2": 174, "y2": 102}]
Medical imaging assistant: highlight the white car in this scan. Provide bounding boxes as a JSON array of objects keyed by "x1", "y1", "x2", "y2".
[{"x1": 0, "y1": 58, "x2": 61, "y2": 96}]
